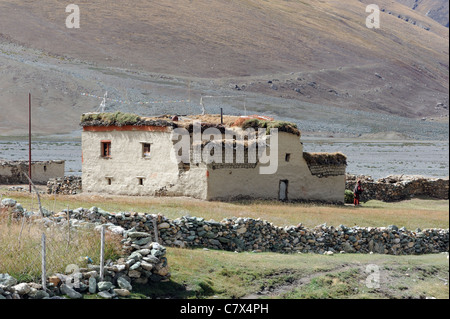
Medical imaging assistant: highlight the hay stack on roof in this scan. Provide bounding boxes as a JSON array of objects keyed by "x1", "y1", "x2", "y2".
[{"x1": 303, "y1": 152, "x2": 347, "y2": 166}]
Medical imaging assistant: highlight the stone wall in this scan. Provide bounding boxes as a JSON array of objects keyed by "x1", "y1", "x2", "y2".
[
  {"x1": 63, "y1": 207, "x2": 448, "y2": 256},
  {"x1": 0, "y1": 160, "x2": 65, "y2": 185},
  {"x1": 346, "y1": 174, "x2": 449, "y2": 202},
  {"x1": 47, "y1": 176, "x2": 82, "y2": 195}
]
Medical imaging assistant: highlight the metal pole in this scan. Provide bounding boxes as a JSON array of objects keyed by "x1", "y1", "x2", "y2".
[
  {"x1": 41, "y1": 233, "x2": 46, "y2": 290},
  {"x1": 100, "y1": 226, "x2": 105, "y2": 281},
  {"x1": 28, "y1": 93, "x2": 32, "y2": 193},
  {"x1": 220, "y1": 108, "x2": 223, "y2": 124},
  {"x1": 153, "y1": 215, "x2": 160, "y2": 243}
]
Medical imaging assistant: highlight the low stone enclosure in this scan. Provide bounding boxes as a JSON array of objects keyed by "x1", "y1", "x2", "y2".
[
  {"x1": 76, "y1": 208, "x2": 448, "y2": 255},
  {"x1": 9, "y1": 204, "x2": 444, "y2": 256},
  {"x1": 3, "y1": 200, "x2": 448, "y2": 256},
  {"x1": 0, "y1": 160, "x2": 65, "y2": 185},
  {"x1": 346, "y1": 174, "x2": 449, "y2": 202}
]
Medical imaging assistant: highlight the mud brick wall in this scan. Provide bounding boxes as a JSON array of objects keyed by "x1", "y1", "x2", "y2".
[{"x1": 0, "y1": 160, "x2": 65, "y2": 185}]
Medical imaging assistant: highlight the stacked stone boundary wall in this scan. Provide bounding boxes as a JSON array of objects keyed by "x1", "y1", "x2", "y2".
[
  {"x1": 64, "y1": 207, "x2": 448, "y2": 256},
  {"x1": 346, "y1": 174, "x2": 449, "y2": 202}
]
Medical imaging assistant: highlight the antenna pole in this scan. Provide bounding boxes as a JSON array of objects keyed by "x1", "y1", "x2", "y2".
[{"x1": 200, "y1": 96, "x2": 205, "y2": 115}]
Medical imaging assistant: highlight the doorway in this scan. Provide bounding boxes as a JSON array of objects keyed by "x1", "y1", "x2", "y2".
[{"x1": 279, "y1": 180, "x2": 288, "y2": 201}]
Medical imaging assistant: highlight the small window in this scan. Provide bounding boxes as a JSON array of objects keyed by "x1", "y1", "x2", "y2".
[
  {"x1": 285, "y1": 153, "x2": 291, "y2": 162},
  {"x1": 101, "y1": 141, "x2": 111, "y2": 158},
  {"x1": 106, "y1": 178, "x2": 112, "y2": 185},
  {"x1": 142, "y1": 143, "x2": 151, "y2": 158},
  {"x1": 44, "y1": 165, "x2": 47, "y2": 172},
  {"x1": 138, "y1": 178, "x2": 144, "y2": 186},
  {"x1": 179, "y1": 162, "x2": 190, "y2": 171}
]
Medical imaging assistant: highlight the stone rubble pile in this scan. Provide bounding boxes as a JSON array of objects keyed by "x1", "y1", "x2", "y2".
[
  {"x1": 47, "y1": 176, "x2": 82, "y2": 195},
  {"x1": 346, "y1": 174, "x2": 449, "y2": 202}
]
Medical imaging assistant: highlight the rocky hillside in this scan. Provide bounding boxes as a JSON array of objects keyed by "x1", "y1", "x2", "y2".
[{"x1": 0, "y1": 0, "x2": 448, "y2": 137}]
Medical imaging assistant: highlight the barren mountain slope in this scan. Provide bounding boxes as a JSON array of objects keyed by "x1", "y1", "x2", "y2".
[
  {"x1": 396, "y1": 0, "x2": 449, "y2": 26},
  {"x1": 0, "y1": 0, "x2": 448, "y2": 137}
]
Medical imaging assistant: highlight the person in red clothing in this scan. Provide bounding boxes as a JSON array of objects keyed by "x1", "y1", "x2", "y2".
[{"x1": 353, "y1": 180, "x2": 363, "y2": 206}]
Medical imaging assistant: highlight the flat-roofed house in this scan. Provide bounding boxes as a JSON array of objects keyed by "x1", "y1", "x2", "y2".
[{"x1": 81, "y1": 112, "x2": 347, "y2": 203}]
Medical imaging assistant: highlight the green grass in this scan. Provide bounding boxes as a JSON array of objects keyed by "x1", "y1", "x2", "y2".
[
  {"x1": 127, "y1": 248, "x2": 449, "y2": 299},
  {"x1": 80, "y1": 111, "x2": 141, "y2": 126}
]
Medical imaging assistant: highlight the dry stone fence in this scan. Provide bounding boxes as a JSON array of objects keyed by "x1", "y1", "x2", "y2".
[
  {"x1": 65, "y1": 207, "x2": 448, "y2": 256},
  {"x1": 346, "y1": 174, "x2": 449, "y2": 202}
]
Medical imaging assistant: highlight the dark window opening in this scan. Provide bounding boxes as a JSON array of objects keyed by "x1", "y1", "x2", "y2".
[
  {"x1": 107, "y1": 178, "x2": 112, "y2": 185},
  {"x1": 142, "y1": 143, "x2": 151, "y2": 158},
  {"x1": 44, "y1": 165, "x2": 47, "y2": 172},
  {"x1": 285, "y1": 153, "x2": 291, "y2": 162},
  {"x1": 101, "y1": 141, "x2": 111, "y2": 157},
  {"x1": 138, "y1": 178, "x2": 144, "y2": 186}
]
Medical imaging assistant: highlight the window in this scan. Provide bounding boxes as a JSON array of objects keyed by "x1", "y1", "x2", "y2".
[
  {"x1": 179, "y1": 162, "x2": 190, "y2": 171},
  {"x1": 285, "y1": 153, "x2": 291, "y2": 162},
  {"x1": 106, "y1": 178, "x2": 112, "y2": 185},
  {"x1": 142, "y1": 143, "x2": 151, "y2": 158},
  {"x1": 101, "y1": 141, "x2": 111, "y2": 158},
  {"x1": 138, "y1": 178, "x2": 144, "y2": 186}
]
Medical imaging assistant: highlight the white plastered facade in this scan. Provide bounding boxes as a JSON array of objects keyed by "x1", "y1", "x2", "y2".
[{"x1": 82, "y1": 127, "x2": 345, "y2": 203}]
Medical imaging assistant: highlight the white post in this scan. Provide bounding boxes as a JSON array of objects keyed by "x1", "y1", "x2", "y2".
[
  {"x1": 67, "y1": 205, "x2": 71, "y2": 248},
  {"x1": 100, "y1": 226, "x2": 105, "y2": 281},
  {"x1": 41, "y1": 233, "x2": 46, "y2": 290}
]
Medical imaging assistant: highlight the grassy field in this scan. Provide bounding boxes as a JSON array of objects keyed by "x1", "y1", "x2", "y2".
[
  {"x1": 133, "y1": 248, "x2": 449, "y2": 299},
  {"x1": 1, "y1": 188, "x2": 448, "y2": 299}
]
